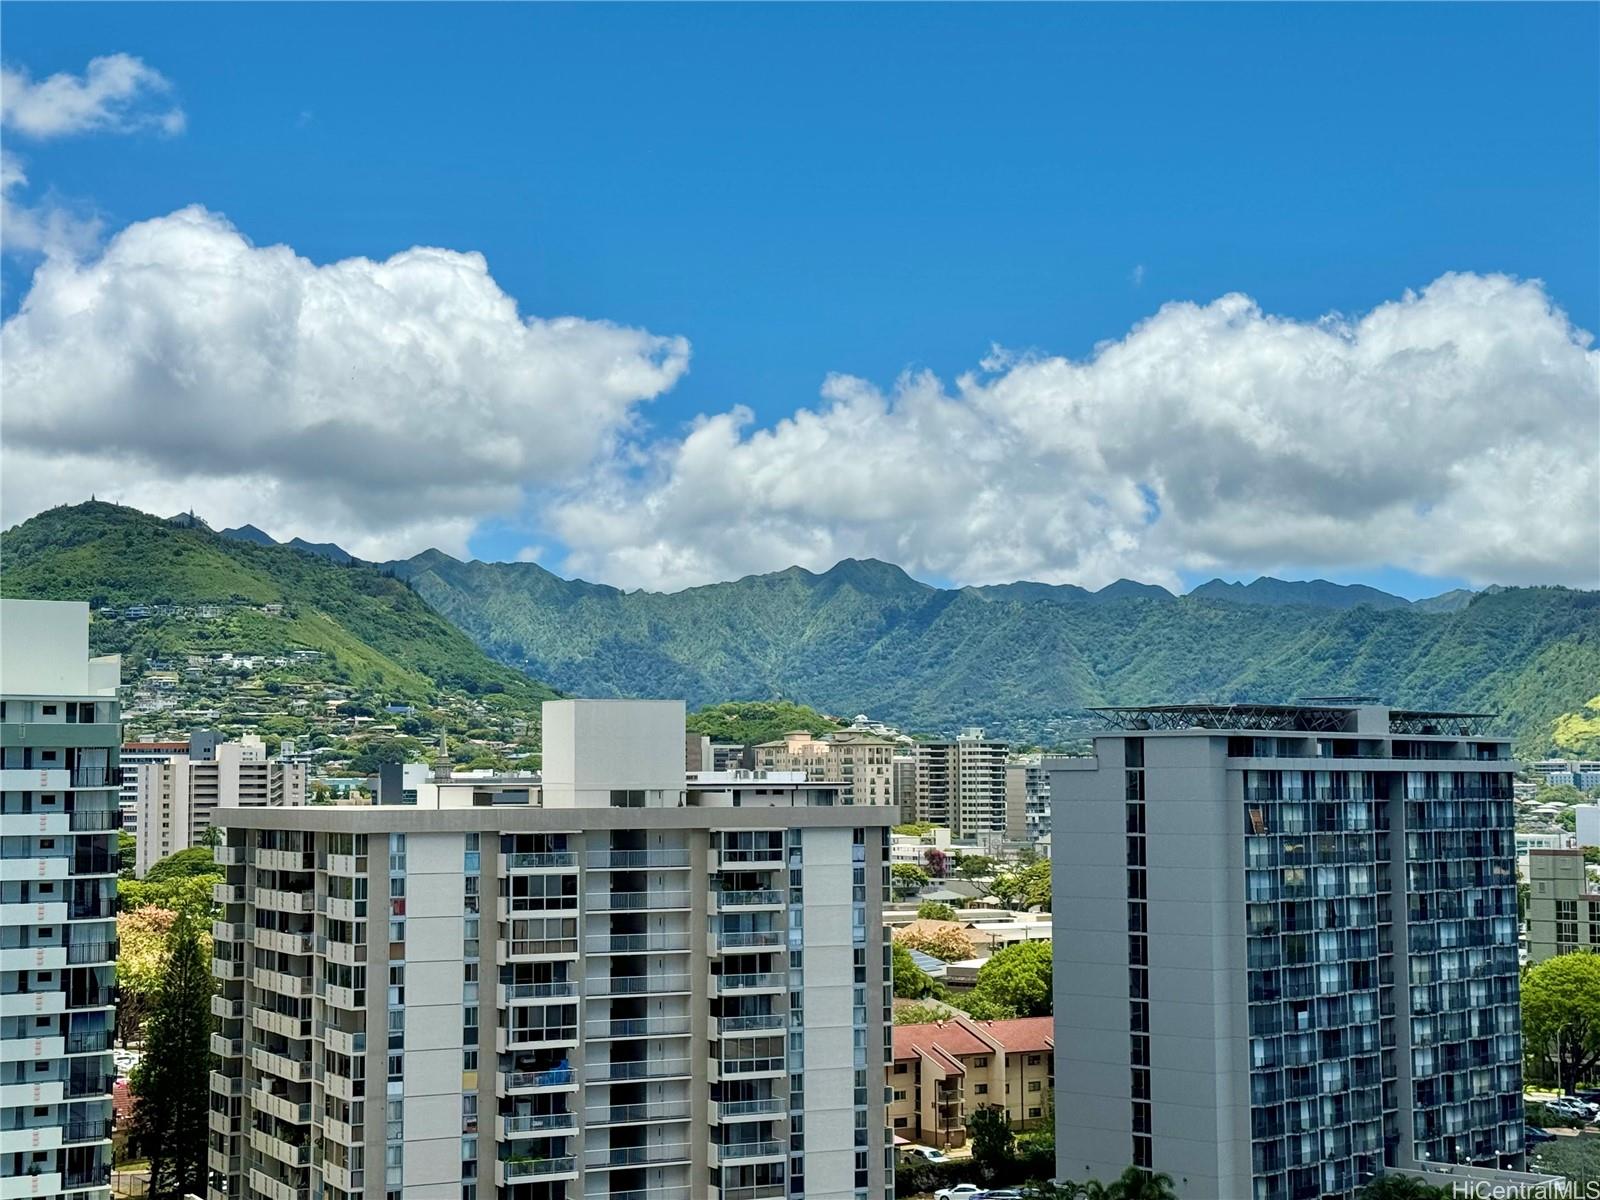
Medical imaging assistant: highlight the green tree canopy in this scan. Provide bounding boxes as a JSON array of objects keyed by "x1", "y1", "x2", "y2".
[
  {"x1": 891, "y1": 942, "x2": 945, "y2": 1000},
  {"x1": 893, "y1": 1000, "x2": 958, "y2": 1025},
  {"x1": 894, "y1": 822, "x2": 938, "y2": 836},
  {"x1": 993, "y1": 860, "x2": 1052, "y2": 911},
  {"x1": 144, "y1": 846, "x2": 221, "y2": 882},
  {"x1": 966, "y1": 940, "x2": 1053, "y2": 1019},
  {"x1": 954, "y1": 853, "x2": 996, "y2": 881},
  {"x1": 120, "y1": 873, "x2": 219, "y2": 925},
  {"x1": 685, "y1": 700, "x2": 839, "y2": 746},
  {"x1": 131, "y1": 912, "x2": 213, "y2": 1199},
  {"x1": 1523, "y1": 953, "x2": 1600, "y2": 1093},
  {"x1": 917, "y1": 900, "x2": 960, "y2": 921},
  {"x1": 969, "y1": 1104, "x2": 1015, "y2": 1180},
  {"x1": 891, "y1": 862, "x2": 930, "y2": 898},
  {"x1": 1355, "y1": 1176, "x2": 1453, "y2": 1199}
]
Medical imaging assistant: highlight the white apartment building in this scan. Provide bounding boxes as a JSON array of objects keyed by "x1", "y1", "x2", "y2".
[
  {"x1": 135, "y1": 734, "x2": 307, "y2": 876},
  {"x1": 1051, "y1": 702, "x2": 1530, "y2": 1200},
  {"x1": 915, "y1": 729, "x2": 1009, "y2": 838},
  {"x1": 0, "y1": 600, "x2": 121, "y2": 1200},
  {"x1": 752, "y1": 731, "x2": 897, "y2": 807},
  {"x1": 207, "y1": 699, "x2": 894, "y2": 1200},
  {"x1": 117, "y1": 737, "x2": 190, "y2": 833}
]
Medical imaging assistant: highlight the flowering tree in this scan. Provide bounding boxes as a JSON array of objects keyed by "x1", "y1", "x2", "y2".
[{"x1": 895, "y1": 923, "x2": 974, "y2": 963}]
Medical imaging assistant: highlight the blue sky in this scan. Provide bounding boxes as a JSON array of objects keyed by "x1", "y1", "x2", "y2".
[{"x1": 3, "y1": 4, "x2": 1597, "y2": 596}]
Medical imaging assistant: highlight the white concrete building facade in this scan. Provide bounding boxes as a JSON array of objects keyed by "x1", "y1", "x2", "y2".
[
  {"x1": 0, "y1": 600, "x2": 120, "y2": 1200},
  {"x1": 208, "y1": 700, "x2": 894, "y2": 1200}
]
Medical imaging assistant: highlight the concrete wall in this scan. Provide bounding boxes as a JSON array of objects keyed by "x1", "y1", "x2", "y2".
[
  {"x1": 801, "y1": 827, "x2": 859, "y2": 1195},
  {"x1": 541, "y1": 699, "x2": 686, "y2": 806},
  {"x1": 402, "y1": 833, "x2": 466, "y2": 1196},
  {"x1": 1143, "y1": 734, "x2": 1249, "y2": 1197},
  {"x1": 0, "y1": 599, "x2": 91, "y2": 695}
]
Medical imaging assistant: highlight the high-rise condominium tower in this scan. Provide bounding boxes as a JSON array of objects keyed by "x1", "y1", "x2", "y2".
[
  {"x1": 207, "y1": 699, "x2": 894, "y2": 1200},
  {"x1": 1051, "y1": 701, "x2": 1524, "y2": 1200},
  {"x1": 1, "y1": 600, "x2": 121, "y2": 1200},
  {"x1": 914, "y1": 729, "x2": 1008, "y2": 838}
]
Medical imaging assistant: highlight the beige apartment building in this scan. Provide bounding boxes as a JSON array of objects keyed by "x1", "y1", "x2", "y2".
[
  {"x1": 889, "y1": 1016, "x2": 1054, "y2": 1148},
  {"x1": 207, "y1": 700, "x2": 895, "y2": 1200},
  {"x1": 135, "y1": 734, "x2": 307, "y2": 875},
  {"x1": 1526, "y1": 848, "x2": 1600, "y2": 962},
  {"x1": 753, "y1": 730, "x2": 897, "y2": 807}
]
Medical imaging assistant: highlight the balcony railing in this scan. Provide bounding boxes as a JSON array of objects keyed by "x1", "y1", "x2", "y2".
[
  {"x1": 714, "y1": 972, "x2": 786, "y2": 994},
  {"x1": 585, "y1": 1143, "x2": 691, "y2": 1168},
  {"x1": 588, "y1": 973, "x2": 691, "y2": 997},
  {"x1": 586, "y1": 1016, "x2": 692, "y2": 1039},
  {"x1": 500, "y1": 1112, "x2": 579, "y2": 1136},
  {"x1": 501, "y1": 981, "x2": 578, "y2": 1002},
  {"x1": 69, "y1": 809, "x2": 122, "y2": 832},
  {"x1": 62, "y1": 1118, "x2": 113, "y2": 1144},
  {"x1": 66, "y1": 1028, "x2": 113, "y2": 1053},
  {"x1": 716, "y1": 1139, "x2": 784, "y2": 1161},
  {"x1": 584, "y1": 1057, "x2": 691, "y2": 1083},
  {"x1": 499, "y1": 1156, "x2": 577, "y2": 1181},
  {"x1": 585, "y1": 932, "x2": 691, "y2": 954},
  {"x1": 716, "y1": 929, "x2": 786, "y2": 950},
  {"x1": 715, "y1": 1097, "x2": 786, "y2": 1120},
  {"x1": 502, "y1": 1066, "x2": 575, "y2": 1090},
  {"x1": 586, "y1": 849, "x2": 691, "y2": 869},
  {"x1": 586, "y1": 1100, "x2": 693, "y2": 1125},
  {"x1": 65, "y1": 939, "x2": 115, "y2": 964},
  {"x1": 718, "y1": 1055, "x2": 786, "y2": 1076},
  {"x1": 589, "y1": 890, "x2": 691, "y2": 912},
  {"x1": 717, "y1": 1014, "x2": 786, "y2": 1035},
  {"x1": 504, "y1": 851, "x2": 577, "y2": 870},
  {"x1": 712, "y1": 889, "x2": 784, "y2": 909}
]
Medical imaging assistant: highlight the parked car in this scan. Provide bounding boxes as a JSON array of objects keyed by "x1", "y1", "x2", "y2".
[
  {"x1": 981, "y1": 1191, "x2": 1026, "y2": 1200},
  {"x1": 1545, "y1": 1099, "x2": 1594, "y2": 1122},
  {"x1": 1558, "y1": 1094, "x2": 1599, "y2": 1117},
  {"x1": 935, "y1": 1186, "x2": 986, "y2": 1200},
  {"x1": 1525, "y1": 1125, "x2": 1558, "y2": 1144},
  {"x1": 909, "y1": 1146, "x2": 950, "y2": 1163}
]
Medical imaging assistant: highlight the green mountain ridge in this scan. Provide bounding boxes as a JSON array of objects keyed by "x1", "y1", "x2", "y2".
[
  {"x1": 384, "y1": 548, "x2": 1600, "y2": 753},
  {"x1": 5, "y1": 503, "x2": 1593, "y2": 754},
  {"x1": 1, "y1": 502, "x2": 557, "y2": 707}
]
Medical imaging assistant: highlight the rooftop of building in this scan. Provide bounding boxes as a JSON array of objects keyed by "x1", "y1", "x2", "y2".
[
  {"x1": 1088, "y1": 700, "x2": 1498, "y2": 736},
  {"x1": 892, "y1": 1014, "x2": 1054, "y2": 1062}
]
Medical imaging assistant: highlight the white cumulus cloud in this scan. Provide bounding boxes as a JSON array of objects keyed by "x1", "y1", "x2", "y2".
[
  {"x1": 0, "y1": 150, "x2": 102, "y2": 258},
  {"x1": 1, "y1": 53, "x2": 184, "y2": 139},
  {"x1": 546, "y1": 273, "x2": 1600, "y2": 591},
  {"x1": 0, "y1": 206, "x2": 690, "y2": 559}
]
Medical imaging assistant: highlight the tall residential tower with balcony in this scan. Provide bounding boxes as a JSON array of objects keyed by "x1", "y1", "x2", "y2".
[
  {"x1": 208, "y1": 699, "x2": 895, "y2": 1200},
  {"x1": 1050, "y1": 701, "x2": 1525, "y2": 1200},
  {"x1": 1, "y1": 600, "x2": 121, "y2": 1200}
]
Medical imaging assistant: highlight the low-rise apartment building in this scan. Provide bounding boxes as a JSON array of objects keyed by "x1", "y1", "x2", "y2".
[
  {"x1": 1526, "y1": 849, "x2": 1600, "y2": 962},
  {"x1": 207, "y1": 699, "x2": 895, "y2": 1200},
  {"x1": 889, "y1": 1016, "x2": 1054, "y2": 1148}
]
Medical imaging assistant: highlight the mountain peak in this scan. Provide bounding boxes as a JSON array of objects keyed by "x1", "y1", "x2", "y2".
[
  {"x1": 1187, "y1": 576, "x2": 1410, "y2": 611},
  {"x1": 220, "y1": 524, "x2": 278, "y2": 547}
]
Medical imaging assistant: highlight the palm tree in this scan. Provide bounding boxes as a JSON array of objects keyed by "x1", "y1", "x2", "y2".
[
  {"x1": 1106, "y1": 1167, "x2": 1179, "y2": 1200},
  {"x1": 1355, "y1": 1176, "x2": 1451, "y2": 1200}
]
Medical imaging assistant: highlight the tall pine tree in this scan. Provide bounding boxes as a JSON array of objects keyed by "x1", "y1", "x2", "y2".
[{"x1": 130, "y1": 911, "x2": 213, "y2": 1199}]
